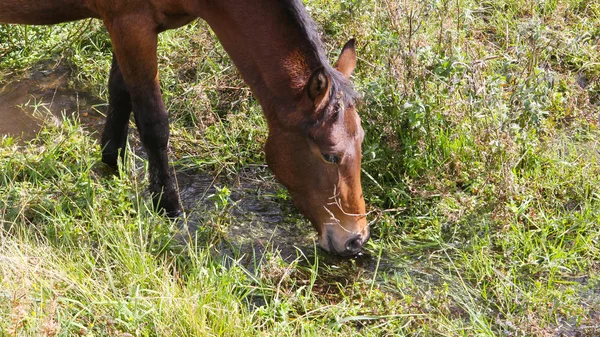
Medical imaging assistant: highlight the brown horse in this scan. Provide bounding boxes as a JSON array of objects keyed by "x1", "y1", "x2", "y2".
[{"x1": 0, "y1": 0, "x2": 369, "y2": 256}]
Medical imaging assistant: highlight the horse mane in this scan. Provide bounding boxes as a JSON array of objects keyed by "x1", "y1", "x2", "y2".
[
  {"x1": 283, "y1": 1, "x2": 358, "y2": 95},
  {"x1": 281, "y1": 0, "x2": 329, "y2": 67}
]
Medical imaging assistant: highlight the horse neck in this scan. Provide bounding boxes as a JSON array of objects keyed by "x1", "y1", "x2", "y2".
[{"x1": 196, "y1": 0, "x2": 331, "y2": 126}]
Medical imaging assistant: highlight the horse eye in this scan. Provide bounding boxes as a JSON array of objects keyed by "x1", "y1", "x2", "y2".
[{"x1": 322, "y1": 153, "x2": 340, "y2": 164}]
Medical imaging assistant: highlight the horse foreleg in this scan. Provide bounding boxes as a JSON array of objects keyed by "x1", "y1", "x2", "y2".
[
  {"x1": 105, "y1": 16, "x2": 182, "y2": 217},
  {"x1": 101, "y1": 53, "x2": 132, "y2": 170}
]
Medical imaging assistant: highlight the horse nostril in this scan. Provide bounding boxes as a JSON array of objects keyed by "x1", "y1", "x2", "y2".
[{"x1": 345, "y1": 236, "x2": 363, "y2": 253}]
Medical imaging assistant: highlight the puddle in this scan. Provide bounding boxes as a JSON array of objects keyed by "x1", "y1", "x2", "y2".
[
  {"x1": 0, "y1": 61, "x2": 105, "y2": 140},
  {"x1": 174, "y1": 165, "x2": 317, "y2": 262}
]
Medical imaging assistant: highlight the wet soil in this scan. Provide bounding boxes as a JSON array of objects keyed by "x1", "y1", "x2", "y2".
[{"x1": 0, "y1": 61, "x2": 105, "y2": 141}]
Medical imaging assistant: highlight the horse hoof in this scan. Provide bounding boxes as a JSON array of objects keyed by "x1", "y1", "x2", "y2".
[{"x1": 166, "y1": 208, "x2": 183, "y2": 219}]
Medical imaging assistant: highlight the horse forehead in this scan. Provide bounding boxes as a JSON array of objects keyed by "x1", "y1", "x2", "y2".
[
  {"x1": 341, "y1": 104, "x2": 361, "y2": 137},
  {"x1": 318, "y1": 107, "x2": 360, "y2": 151}
]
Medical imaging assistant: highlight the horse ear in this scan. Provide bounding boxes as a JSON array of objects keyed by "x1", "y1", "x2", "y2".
[
  {"x1": 335, "y1": 39, "x2": 357, "y2": 78},
  {"x1": 307, "y1": 66, "x2": 330, "y2": 108}
]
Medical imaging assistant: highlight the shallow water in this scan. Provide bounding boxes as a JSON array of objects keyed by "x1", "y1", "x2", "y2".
[{"x1": 0, "y1": 61, "x2": 104, "y2": 140}]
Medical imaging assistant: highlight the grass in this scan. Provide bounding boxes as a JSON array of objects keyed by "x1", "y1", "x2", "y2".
[{"x1": 1, "y1": 0, "x2": 600, "y2": 336}]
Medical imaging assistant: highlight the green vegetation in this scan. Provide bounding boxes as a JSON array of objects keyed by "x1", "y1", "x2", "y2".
[{"x1": 1, "y1": 0, "x2": 599, "y2": 335}]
